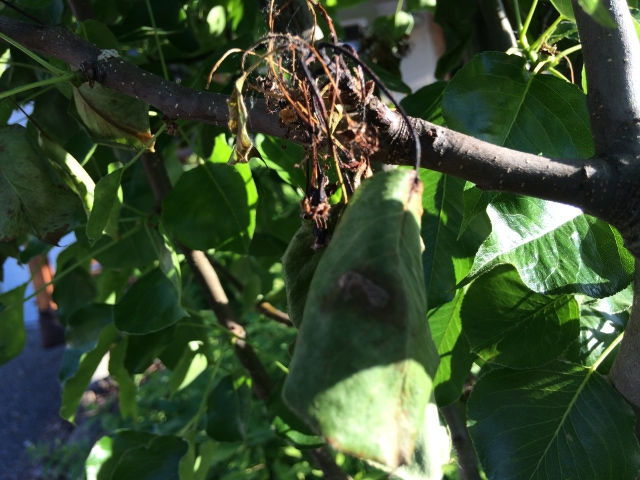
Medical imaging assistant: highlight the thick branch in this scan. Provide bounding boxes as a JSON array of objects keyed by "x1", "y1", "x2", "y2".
[{"x1": 573, "y1": 0, "x2": 640, "y2": 157}]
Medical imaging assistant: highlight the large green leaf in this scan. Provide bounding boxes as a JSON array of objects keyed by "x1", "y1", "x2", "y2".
[
  {"x1": 254, "y1": 134, "x2": 306, "y2": 190},
  {"x1": 0, "y1": 284, "x2": 27, "y2": 365},
  {"x1": 162, "y1": 160, "x2": 257, "y2": 254},
  {"x1": 465, "y1": 195, "x2": 634, "y2": 297},
  {"x1": 108, "y1": 337, "x2": 138, "y2": 419},
  {"x1": 52, "y1": 259, "x2": 98, "y2": 325},
  {"x1": 283, "y1": 170, "x2": 439, "y2": 469},
  {"x1": 420, "y1": 169, "x2": 490, "y2": 308},
  {"x1": 443, "y1": 52, "x2": 593, "y2": 158},
  {"x1": 428, "y1": 288, "x2": 475, "y2": 406},
  {"x1": 552, "y1": 0, "x2": 615, "y2": 26},
  {"x1": 0, "y1": 125, "x2": 79, "y2": 244},
  {"x1": 462, "y1": 265, "x2": 580, "y2": 368},
  {"x1": 468, "y1": 361, "x2": 640, "y2": 479},
  {"x1": 399, "y1": 81, "x2": 446, "y2": 125},
  {"x1": 72, "y1": 83, "x2": 152, "y2": 149}
]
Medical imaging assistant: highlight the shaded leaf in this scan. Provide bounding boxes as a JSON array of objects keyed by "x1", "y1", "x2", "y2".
[
  {"x1": 0, "y1": 284, "x2": 27, "y2": 365},
  {"x1": 434, "y1": 0, "x2": 477, "y2": 79},
  {"x1": 108, "y1": 336, "x2": 138, "y2": 419},
  {"x1": 72, "y1": 83, "x2": 152, "y2": 149},
  {"x1": 468, "y1": 361, "x2": 640, "y2": 479},
  {"x1": 111, "y1": 435, "x2": 189, "y2": 480},
  {"x1": 465, "y1": 195, "x2": 634, "y2": 297},
  {"x1": 206, "y1": 374, "x2": 252, "y2": 442},
  {"x1": 400, "y1": 81, "x2": 446, "y2": 125},
  {"x1": 462, "y1": 265, "x2": 580, "y2": 368},
  {"x1": 60, "y1": 323, "x2": 119, "y2": 422},
  {"x1": 0, "y1": 125, "x2": 79, "y2": 244},
  {"x1": 87, "y1": 167, "x2": 123, "y2": 243},
  {"x1": 114, "y1": 267, "x2": 188, "y2": 334},
  {"x1": 52, "y1": 259, "x2": 98, "y2": 325},
  {"x1": 162, "y1": 161, "x2": 257, "y2": 253},
  {"x1": 420, "y1": 169, "x2": 490, "y2": 308},
  {"x1": 283, "y1": 170, "x2": 439, "y2": 469}
]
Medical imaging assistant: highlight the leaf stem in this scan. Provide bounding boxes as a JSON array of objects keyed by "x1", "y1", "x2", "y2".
[
  {"x1": 530, "y1": 15, "x2": 565, "y2": 52},
  {"x1": 145, "y1": 0, "x2": 169, "y2": 81},
  {"x1": 0, "y1": 72, "x2": 76, "y2": 102},
  {"x1": 519, "y1": 0, "x2": 539, "y2": 49},
  {"x1": 591, "y1": 331, "x2": 624, "y2": 372}
]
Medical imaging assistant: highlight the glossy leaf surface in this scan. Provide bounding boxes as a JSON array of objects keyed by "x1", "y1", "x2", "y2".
[
  {"x1": 462, "y1": 265, "x2": 580, "y2": 368},
  {"x1": 87, "y1": 167, "x2": 123, "y2": 243},
  {"x1": 466, "y1": 195, "x2": 634, "y2": 298},
  {"x1": 283, "y1": 170, "x2": 439, "y2": 469},
  {"x1": 468, "y1": 361, "x2": 640, "y2": 479}
]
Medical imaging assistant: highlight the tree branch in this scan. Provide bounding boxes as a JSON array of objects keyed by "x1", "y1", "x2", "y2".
[
  {"x1": 1, "y1": 13, "x2": 640, "y2": 256},
  {"x1": 572, "y1": 0, "x2": 640, "y2": 414},
  {"x1": 0, "y1": 16, "x2": 629, "y2": 238}
]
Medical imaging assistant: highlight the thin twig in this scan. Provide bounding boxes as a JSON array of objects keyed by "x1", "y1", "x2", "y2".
[
  {"x1": 440, "y1": 402, "x2": 482, "y2": 480},
  {"x1": 256, "y1": 301, "x2": 293, "y2": 327}
]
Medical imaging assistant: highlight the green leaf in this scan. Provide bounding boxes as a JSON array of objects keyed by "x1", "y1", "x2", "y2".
[
  {"x1": 60, "y1": 323, "x2": 119, "y2": 423},
  {"x1": 87, "y1": 168, "x2": 123, "y2": 243},
  {"x1": 399, "y1": 81, "x2": 446, "y2": 125},
  {"x1": 0, "y1": 125, "x2": 79, "y2": 244},
  {"x1": 72, "y1": 83, "x2": 152, "y2": 149},
  {"x1": 550, "y1": 0, "x2": 576, "y2": 20},
  {"x1": 428, "y1": 289, "x2": 475, "y2": 406},
  {"x1": 443, "y1": 52, "x2": 593, "y2": 158},
  {"x1": 79, "y1": 20, "x2": 120, "y2": 50},
  {"x1": 420, "y1": 169, "x2": 490, "y2": 308},
  {"x1": 108, "y1": 336, "x2": 138, "y2": 419},
  {"x1": 114, "y1": 267, "x2": 188, "y2": 334},
  {"x1": 52, "y1": 259, "x2": 98, "y2": 325},
  {"x1": 282, "y1": 222, "x2": 325, "y2": 328},
  {"x1": 565, "y1": 285, "x2": 631, "y2": 372},
  {"x1": 169, "y1": 340, "x2": 208, "y2": 393},
  {"x1": 162, "y1": 161, "x2": 257, "y2": 253},
  {"x1": 254, "y1": 134, "x2": 306, "y2": 190},
  {"x1": 576, "y1": 0, "x2": 616, "y2": 27},
  {"x1": 462, "y1": 265, "x2": 580, "y2": 368},
  {"x1": 85, "y1": 430, "x2": 156, "y2": 480},
  {"x1": 468, "y1": 361, "x2": 640, "y2": 479},
  {"x1": 0, "y1": 284, "x2": 27, "y2": 365},
  {"x1": 283, "y1": 170, "x2": 439, "y2": 469},
  {"x1": 206, "y1": 374, "x2": 252, "y2": 442},
  {"x1": 465, "y1": 195, "x2": 634, "y2": 298},
  {"x1": 434, "y1": 0, "x2": 477, "y2": 79},
  {"x1": 110, "y1": 435, "x2": 189, "y2": 480}
]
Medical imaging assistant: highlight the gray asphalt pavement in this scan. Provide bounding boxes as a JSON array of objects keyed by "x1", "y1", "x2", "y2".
[{"x1": 0, "y1": 325, "x2": 69, "y2": 480}]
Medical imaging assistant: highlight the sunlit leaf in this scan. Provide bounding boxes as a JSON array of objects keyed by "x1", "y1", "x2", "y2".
[
  {"x1": 428, "y1": 288, "x2": 475, "y2": 406},
  {"x1": 169, "y1": 340, "x2": 208, "y2": 393},
  {"x1": 283, "y1": 170, "x2": 439, "y2": 469},
  {"x1": 108, "y1": 336, "x2": 138, "y2": 419},
  {"x1": 462, "y1": 265, "x2": 580, "y2": 368},
  {"x1": 465, "y1": 195, "x2": 634, "y2": 298},
  {"x1": 85, "y1": 431, "x2": 156, "y2": 480},
  {"x1": 468, "y1": 361, "x2": 640, "y2": 479},
  {"x1": 0, "y1": 125, "x2": 79, "y2": 244}
]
